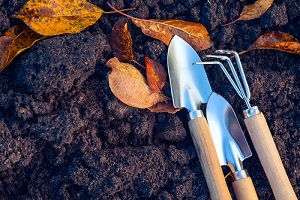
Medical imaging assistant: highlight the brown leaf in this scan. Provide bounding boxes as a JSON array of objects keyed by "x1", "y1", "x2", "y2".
[
  {"x1": 145, "y1": 57, "x2": 166, "y2": 94},
  {"x1": 3, "y1": 25, "x2": 22, "y2": 37},
  {"x1": 0, "y1": 25, "x2": 46, "y2": 71},
  {"x1": 0, "y1": 36, "x2": 13, "y2": 70},
  {"x1": 106, "y1": 57, "x2": 167, "y2": 109},
  {"x1": 0, "y1": 25, "x2": 23, "y2": 70},
  {"x1": 132, "y1": 19, "x2": 213, "y2": 51},
  {"x1": 240, "y1": 31, "x2": 300, "y2": 54},
  {"x1": 12, "y1": 0, "x2": 104, "y2": 36},
  {"x1": 224, "y1": 0, "x2": 274, "y2": 26},
  {"x1": 148, "y1": 101, "x2": 181, "y2": 114},
  {"x1": 110, "y1": 18, "x2": 134, "y2": 62},
  {"x1": 107, "y1": 3, "x2": 213, "y2": 51}
]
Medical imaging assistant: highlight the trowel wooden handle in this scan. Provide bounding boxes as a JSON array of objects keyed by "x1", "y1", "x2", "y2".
[
  {"x1": 232, "y1": 177, "x2": 258, "y2": 200},
  {"x1": 244, "y1": 112, "x2": 297, "y2": 200},
  {"x1": 188, "y1": 116, "x2": 232, "y2": 200}
]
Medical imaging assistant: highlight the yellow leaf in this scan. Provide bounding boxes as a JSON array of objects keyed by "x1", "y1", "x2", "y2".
[
  {"x1": 106, "y1": 57, "x2": 167, "y2": 109},
  {"x1": 0, "y1": 25, "x2": 46, "y2": 71},
  {"x1": 12, "y1": 0, "x2": 104, "y2": 36},
  {"x1": 7, "y1": 27, "x2": 46, "y2": 66}
]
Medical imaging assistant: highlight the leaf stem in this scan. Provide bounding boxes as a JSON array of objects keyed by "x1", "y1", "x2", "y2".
[
  {"x1": 131, "y1": 59, "x2": 145, "y2": 69},
  {"x1": 104, "y1": 7, "x2": 136, "y2": 15},
  {"x1": 222, "y1": 19, "x2": 238, "y2": 26},
  {"x1": 237, "y1": 50, "x2": 249, "y2": 55},
  {"x1": 107, "y1": 2, "x2": 140, "y2": 21}
]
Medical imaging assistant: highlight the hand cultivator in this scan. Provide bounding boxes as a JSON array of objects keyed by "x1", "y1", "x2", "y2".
[
  {"x1": 167, "y1": 35, "x2": 297, "y2": 200},
  {"x1": 202, "y1": 50, "x2": 297, "y2": 200}
]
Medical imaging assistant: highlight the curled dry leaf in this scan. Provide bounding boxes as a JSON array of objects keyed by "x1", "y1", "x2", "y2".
[
  {"x1": 148, "y1": 101, "x2": 181, "y2": 114},
  {"x1": 110, "y1": 18, "x2": 134, "y2": 62},
  {"x1": 240, "y1": 31, "x2": 300, "y2": 55},
  {"x1": 224, "y1": 0, "x2": 274, "y2": 26},
  {"x1": 12, "y1": 0, "x2": 104, "y2": 36},
  {"x1": 0, "y1": 25, "x2": 46, "y2": 71},
  {"x1": 145, "y1": 56, "x2": 166, "y2": 94},
  {"x1": 106, "y1": 57, "x2": 167, "y2": 109},
  {"x1": 107, "y1": 3, "x2": 213, "y2": 51}
]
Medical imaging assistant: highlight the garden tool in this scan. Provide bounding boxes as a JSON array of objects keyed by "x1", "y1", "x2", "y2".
[
  {"x1": 206, "y1": 92, "x2": 258, "y2": 200},
  {"x1": 203, "y1": 50, "x2": 297, "y2": 200},
  {"x1": 167, "y1": 35, "x2": 232, "y2": 200}
]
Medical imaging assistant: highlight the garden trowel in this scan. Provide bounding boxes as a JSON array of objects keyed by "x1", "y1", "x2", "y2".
[
  {"x1": 206, "y1": 92, "x2": 258, "y2": 200},
  {"x1": 167, "y1": 35, "x2": 232, "y2": 200}
]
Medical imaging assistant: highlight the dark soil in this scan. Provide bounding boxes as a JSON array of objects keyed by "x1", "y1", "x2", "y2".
[{"x1": 0, "y1": 0, "x2": 299, "y2": 199}]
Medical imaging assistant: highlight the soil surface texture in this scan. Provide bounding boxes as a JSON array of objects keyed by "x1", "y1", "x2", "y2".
[{"x1": 0, "y1": 0, "x2": 299, "y2": 199}]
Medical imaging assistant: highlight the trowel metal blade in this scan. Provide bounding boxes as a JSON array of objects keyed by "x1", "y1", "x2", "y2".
[
  {"x1": 206, "y1": 92, "x2": 252, "y2": 170},
  {"x1": 167, "y1": 35, "x2": 212, "y2": 111}
]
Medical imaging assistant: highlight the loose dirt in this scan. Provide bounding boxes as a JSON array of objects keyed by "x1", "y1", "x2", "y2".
[{"x1": 0, "y1": 0, "x2": 299, "y2": 199}]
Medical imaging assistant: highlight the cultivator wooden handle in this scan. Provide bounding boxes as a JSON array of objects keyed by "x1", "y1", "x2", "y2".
[
  {"x1": 188, "y1": 116, "x2": 232, "y2": 200},
  {"x1": 244, "y1": 112, "x2": 297, "y2": 200},
  {"x1": 232, "y1": 177, "x2": 258, "y2": 200}
]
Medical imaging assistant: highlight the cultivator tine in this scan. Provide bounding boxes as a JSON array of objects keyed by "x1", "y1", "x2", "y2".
[
  {"x1": 206, "y1": 51, "x2": 252, "y2": 108},
  {"x1": 193, "y1": 50, "x2": 252, "y2": 108},
  {"x1": 193, "y1": 61, "x2": 243, "y2": 99}
]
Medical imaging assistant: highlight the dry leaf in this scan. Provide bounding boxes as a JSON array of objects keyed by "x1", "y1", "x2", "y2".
[
  {"x1": 3, "y1": 25, "x2": 21, "y2": 37},
  {"x1": 148, "y1": 101, "x2": 181, "y2": 114},
  {"x1": 106, "y1": 57, "x2": 167, "y2": 109},
  {"x1": 132, "y1": 19, "x2": 213, "y2": 51},
  {"x1": 145, "y1": 57, "x2": 166, "y2": 94},
  {"x1": 0, "y1": 37, "x2": 13, "y2": 70},
  {"x1": 12, "y1": 0, "x2": 104, "y2": 36},
  {"x1": 110, "y1": 18, "x2": 134, "y2": 62},
  {"x1": 107, "y1": 3, "x2": 213, "y2": 51},
  {"x1": 6, "y1": 28, "x2": 46, "y2": 66},
  {"x1": 224, "y1": 0, "x2": 274, "y2": 26},
  {"x1": 0, "y1": 25, "x2": 46, "y2": 71},
  {"x1": 240, "y1": 31, "x2": 300, "y2": 54}
]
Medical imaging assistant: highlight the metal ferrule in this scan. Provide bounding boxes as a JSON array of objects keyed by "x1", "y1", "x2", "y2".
[
  {"x1": 232, "y1": 169, "x2": 249, "y2": 181},
  {"x1": 188, "y1": 110, "x2": 204, "y2": 120},
  {"x1": 243, "y1": 106, "x2": 260, "y2": 118}
]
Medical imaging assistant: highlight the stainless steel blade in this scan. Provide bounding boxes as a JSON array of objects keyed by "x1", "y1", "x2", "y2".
[
  {"x1": 206, "y1": 92, "x2": 252, "y2": 173},
  {"x1": 167, "y1": 35, "x2": 212, "y2": 111}
]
